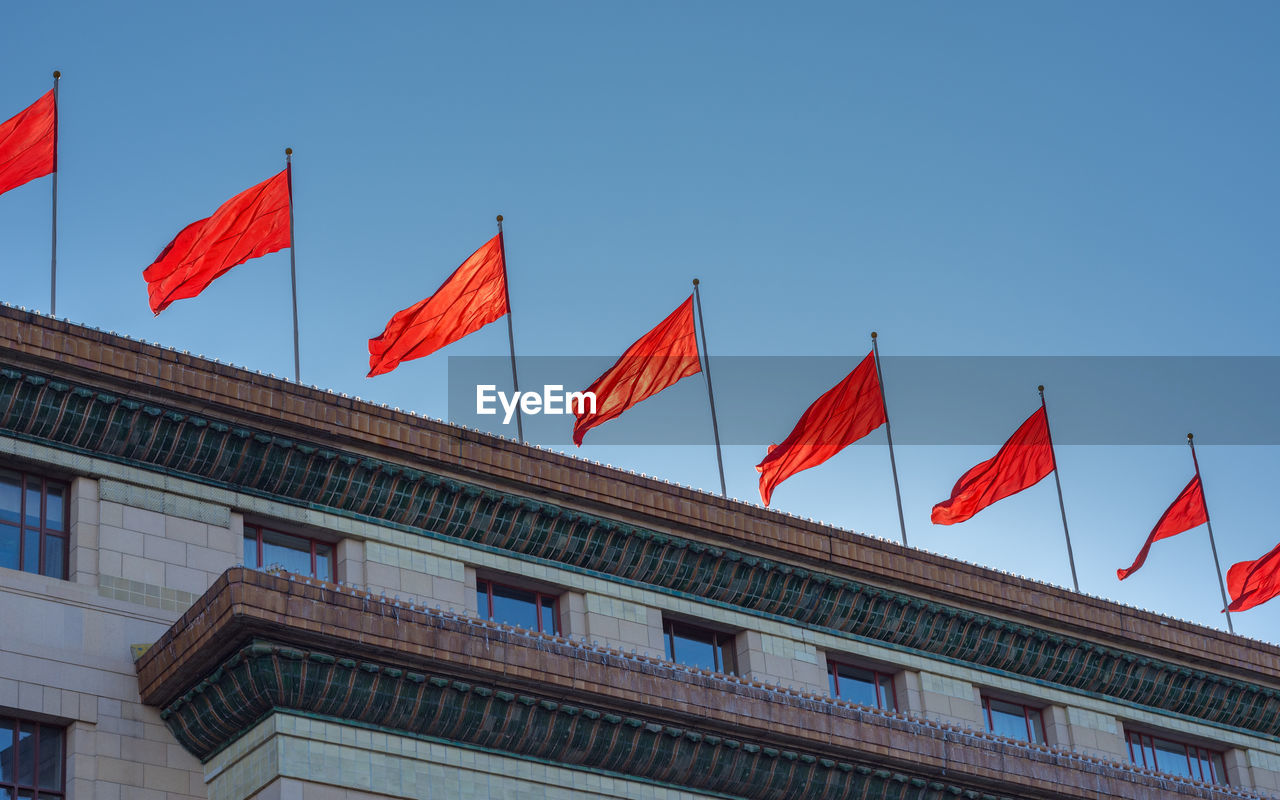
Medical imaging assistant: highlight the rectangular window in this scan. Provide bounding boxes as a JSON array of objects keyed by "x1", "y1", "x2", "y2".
[
  {"x1": 0, "y1": 468, "x2": 68, "y2": 580},
  {"x1": 982, "y1": 696, "x2": 1045, "y2": 744},
  {"x1": 827, "y1": 661, "x2": 897, "y2": 711},
  {"x1": 663, "y1": 619, "x2": 737, "y2": 674},
  {"x1": 243, "y1": 525, "x2": 333, "y2": 581},
  {"x1": 1127, "y1": 731, "x2": 1228, "y2": 785},
  {"x1": 0, "y1": 716, "x2": 64, "y2": 798},
  {"x1": 476, "y1": 579, "x2": 559, "y2": 634}
]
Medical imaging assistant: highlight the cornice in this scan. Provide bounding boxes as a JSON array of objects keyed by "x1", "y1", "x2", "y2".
[
  {"x1": 3, "y1": 364, "x2": 1278, "y2": 742},
  {"x1": 139, "y1": 569, "x2": 1255, "y2": 800}
]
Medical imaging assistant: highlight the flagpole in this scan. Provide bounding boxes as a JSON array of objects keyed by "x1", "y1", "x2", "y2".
[
  {"x1": 692, "y1": 279, "x2": 727, "y2": 498},
  {"x1": 1039, "y1": 385, "x2": 1080, "y2": 592},
  {"x1": 285, "y1": 148, "x2": 301, "y2": 383},
  {"x1": 497, "y1": 215, "x2": 524, "y2": 443},
  {"x1": 871, "y1": 332, "x2": 908, "y2": 547},
  {"x1": 1188, "y1": 433, "x2": 1235, "y2": 634},
  {"x1": 49, "y1": 70, "x2": 60, "y2": 317}
]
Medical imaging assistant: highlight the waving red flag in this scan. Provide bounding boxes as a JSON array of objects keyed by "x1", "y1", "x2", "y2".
[
  {"x1": 0, "y1": 89, "x2": 56, "y2": 197},
  {"x1": 143, "y1": 170, "x2": 292, "y2": 314},
  {"x1": 756, "y1": 351, "x2": 886, "y2": 506},
  {"x1": 572, "y1": 296, "x2": 701, "y2": 446},
  {"x1": 1226, "y1": 541, "x2": 1280, "y2": 612},
  {"x1": 1116, "y1": 475, "x2": 1208, "y2": 580},
  {"x1": 931, "y1": 406, "x2": 1055, "y2": 525},
  {"x1": 368, "y1": 234, "x2": 508, "y2": 377}
]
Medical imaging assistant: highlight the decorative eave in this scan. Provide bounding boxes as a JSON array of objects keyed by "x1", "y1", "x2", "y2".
[
  {"x1": 2, "y1": 360, "x2": 1279, "y2": 742},
  {"x1": 136, "y1": 568, "x2": 1259, "y2": 800}
]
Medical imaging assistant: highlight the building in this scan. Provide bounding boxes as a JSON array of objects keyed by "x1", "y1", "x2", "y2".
[{"x1": 1, "y1": 302, "x2": 1279, "y2": 800}]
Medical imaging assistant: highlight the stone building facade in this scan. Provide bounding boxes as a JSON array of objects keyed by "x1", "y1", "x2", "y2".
[{"x1": 1, "y1": 303, "x2": 1279, "y2": 799}]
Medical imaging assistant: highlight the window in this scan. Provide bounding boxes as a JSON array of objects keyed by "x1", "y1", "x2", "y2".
[
  {"x1": 1127, "y1": 731, "x2": 1227, "y2": 785},
  {"x1": 0, "y1": 716, "x2": 64, "y2": 798},
  {"x1": 983, "y1": 696, "x2": 1045, "y2": 744},
  {"x1": 827, "y1": 660, "x2": 896, "y2": 711},
  {"x1": 663, "y1": 619, "x2": 737, "y2": 674},
  {"x1": 243, "y1": 525, "x2": 333, "y2": 581},
  {"x1": 476, "y1": 579, "x2": 559, "y2": 634},
  {"x1": 0, "y1": 468, "x2": 68, "y2": 580}
]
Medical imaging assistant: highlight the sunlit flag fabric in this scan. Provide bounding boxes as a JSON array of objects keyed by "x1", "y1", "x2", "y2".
[
  {"x1": 931, "y1": 406, "x2": 1055, "y2": 525},
  {"x1": 755, "y1": 351, "x2": 886, "y2": 506},
  {"x1": 367, "y1": 234, "x2": 508, "y2": 377},
  {"x1": 0, "y1": 89, "x2": 56, "y2": 197},
  {"x1": 143, "y1": 170, "x2": 291, "y2": 314},
  {"x1": 1116, "y1": 475, "x2": 1208, "y2": 580},
  {"x1": 1226, "y1": 541, "x2": 1280, "y2": 613},
  {"x1": 571, "y1": 296, "x2": 701, "y2": 446}
]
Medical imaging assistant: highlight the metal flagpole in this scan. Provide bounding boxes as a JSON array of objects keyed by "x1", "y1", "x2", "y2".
[
  {"x1": 285, "y1": 148, "x2": 301, "y2": 383},
  {"x1": 1039, "y1": 385, "x2": 1080, "y2": 592},
  {"x1": 871, "y1": 332, "x2": 908, "y2": 547},
  {"x1": 1188, "y1": 433, "x2": 1235, "y2": 634},
  {"x1": 692, "y1": 278, "x2": 727, "y2": 498},
  {"x1": 50, "y1": 70, "x2": 60, "y2": 317},
  {"x1": 497, "y1": 215, "x2": 524, "y2": 443}
]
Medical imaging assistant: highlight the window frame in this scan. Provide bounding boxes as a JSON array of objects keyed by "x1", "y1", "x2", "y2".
[
  {"x1": 981, "y1": 695, "x2": 1046, "y2": 744},
  {"x1": 1126, "y1": 729, "x2": 1228, "y2": 786},
  {"x1": 242, "y1": 524, "x2": 334, "y2": 581},
  {"x1": 662, "y1": 618, "x2": 738, "y2": 675},
  {"x1": 475, "y1": 577, "x2": 561, "y2": 635},
  {"x1": 0, "y1": 466, "x2": 69, "y2": 580},
  {"x1": 0, "y1": 714, "x2": 66, "y2": 798},
  {"x1": 826, "y1": 658, "x2": 898, "y2": 711}
]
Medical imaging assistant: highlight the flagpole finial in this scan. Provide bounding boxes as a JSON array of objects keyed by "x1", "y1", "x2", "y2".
[
  {"x1": 1038, "y1": 384, "x2": 1045, "y2": 393},
  {"x1": 871, "y1": 331, "x2": 878, "y2": 340},
  {"x1": 285, "y1": 147, "x2": 293, "y2": 156},
  {"x1": 53, "y1": 70, "x2": 61, "y2": 79},
  {"x1": 692, "y1": 278, "x2": 700, "y2": 286},
  {"x1": 1187, "y1": 432, "x2": 1194, "y2": 442},
  {"x1": 496, "y1": 214, "x2": 503, "y2": 222}
]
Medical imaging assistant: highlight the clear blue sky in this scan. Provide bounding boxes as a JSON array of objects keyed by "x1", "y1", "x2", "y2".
[{"x1": 3, "y1": 2, "x2": 1278, "y2": 638}]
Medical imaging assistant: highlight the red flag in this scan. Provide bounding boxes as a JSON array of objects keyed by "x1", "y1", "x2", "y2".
[
  {"x1": 0, "y1": 89, "x2": 56, "y2": 197},
  {"x1": 931, "y1": 406, "x2": 1055, "y2": 525},
  {"x1": 572, "y1": 296, "x2": 701, "y2": 446},
  {"x1": 1116, "y1": 475, "x2": 1208, "y2": 580},
  {"x1": 368, "y1": 234, "x2": 509, "y2": 377},
  {"x1": 1226, "y1": 541, "x2": 1280, "y2": 612},
  {"x1": 143, "y1": 170, "x2": 292, "y2": 314},
  {"x1": 755, "y1": 351, "x2": 886, "y2": 506}
]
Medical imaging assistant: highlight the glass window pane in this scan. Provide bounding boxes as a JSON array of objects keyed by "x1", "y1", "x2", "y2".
[
  {"x1": 878, "y1": 674, "x2": 897, "y2": 711},
  {"x1": 0, "y1": 472, "x2": 21, "y2": 525},
  {"x1": 259, "y1": 529, "x2": 313, "y2": 576},
  {"x1": 669, "y1": 626, "x2": 718, "y2": 670},
  {"x1": 36, "y1": 726, "x2": 60, "y2": 790},
  {"x1": 24, "y1": 487, "x2": 40, "y2": 528},
  {"x1": 21, "y1": 530, "x2": 40, "y2": 574},
  {"x1": 243, "y1": 533, "x2": 257, "y2": 567},
  {"x1": 0, "y1": 717, "x2": 13, "y2": 782},
  {"x1": 540, "y1": 597, "x2": 557, "y2": 634},
  {"x1": 827, "y1": 669, "x2": 838, "y2": 698},
  {"x1": 833, "y1": 666, "x2": 879, "y2": 707},
  {"x1": 315, "y1": 545, "x2": 333, "y2": 581},
  {"x1": 43, "y1": 486, "x2": 64, "y2": 532},
  {"x1": 15, "y1": 723, "x2": 34, "y2": 785},
  {"x1": 1152, "y1": 737, "x2": 1193, "y2": 779},
  {"x1": 0, "y1": 526, "x2": 19, "y2": 570},
  {"x1": 1210, "y1": 753, "x2": 1226, "y2": 785},
  {"x1": 477, "y1": 585, "x2": 490, "y2": 618},
  {"x1": 717, "y1": 640, "x2": 737, "y2": 674},
  {"x1": 489, "y1": 584, "x2": 539, "y2": 630},
  {"x1": 42, "y1": 536, "x2": 65, "y2": 580},
  {"x1": 986, "y1": 699, "x2": 1032, "y2": 741},
  {"x1": 1026, "y1": 708, "x2": 1045, "y2": 743}
]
